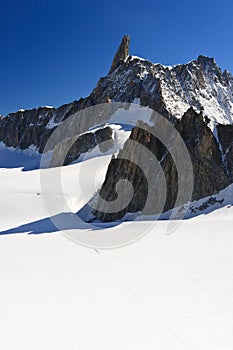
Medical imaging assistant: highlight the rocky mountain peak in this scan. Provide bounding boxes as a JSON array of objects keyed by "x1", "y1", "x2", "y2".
[
  {"x1": 1, "y1": 36, "x2": 233, "y2": 222},
  {"x1": 109, "y1": 35, "x2": 130, "y2": 74},
  {"x1": 195, "y1": 54, "x2": 222, "y2": 79},
  {"x1": 196, "y1": 55, "x2": 216, "y2": 66}
]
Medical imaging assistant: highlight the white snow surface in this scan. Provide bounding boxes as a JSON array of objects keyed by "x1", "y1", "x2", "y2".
[
  {"x1": 43, "y1": 105, "x2": 54, "y2": 108},
  {"x1": 0, "y1": 141, "x2": 41, "y2": 170},
  {"x1": 109, "y1": 101, "x2": 154, "y2": 126},
  {"x1": 0, "y1": 155, "x2": 233, "y2": 349}
]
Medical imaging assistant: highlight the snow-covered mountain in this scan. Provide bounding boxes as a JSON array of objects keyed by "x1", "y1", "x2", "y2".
[
  {"x1": 93, "y1": 35, "x2": 233, "y2": 128},
  {"x1": 1, "y1": 35, "x2": 233, "y2": 221},
  {"x1": 1, "y1": 35, "x2": 233, "y2": 154}
]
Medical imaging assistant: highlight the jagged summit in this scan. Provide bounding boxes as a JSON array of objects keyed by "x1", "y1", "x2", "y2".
[
  {"x1": 109, "y1": 35, "x2": 130, "y2": 74},
  {"x1": 108, "y1": 36, "x2": 219, "y2": 74},
  {"x1": 1, "y1": 36, "x2": 233, "y2": 153},
  {"x1": 102, "y1": 39, "x2": 233, "y2": 127},
  {"x1": 196, "y1": 54, "x2": 216, "y2": 65}
]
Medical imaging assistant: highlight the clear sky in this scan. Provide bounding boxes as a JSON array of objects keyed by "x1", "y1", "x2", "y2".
[{"x1": 0, "y1": 0, "x2": 232, "y2": 115}]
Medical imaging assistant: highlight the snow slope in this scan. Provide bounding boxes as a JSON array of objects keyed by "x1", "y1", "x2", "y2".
[
  {"x1": 0, "y1": 142, "x2": 41, "y2": 170},
  {"x1": 0, "y1": 156, "x2": 233, "y2": 349}
]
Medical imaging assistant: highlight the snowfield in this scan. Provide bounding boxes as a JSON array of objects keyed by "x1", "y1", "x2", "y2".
[{"x1": 0, "y1": 154, "x2": 233, "y2": 349}]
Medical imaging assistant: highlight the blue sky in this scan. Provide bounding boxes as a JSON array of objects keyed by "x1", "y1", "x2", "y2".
[{"x1": 0, "y1": 0, "x2": 232, "y2": 115}]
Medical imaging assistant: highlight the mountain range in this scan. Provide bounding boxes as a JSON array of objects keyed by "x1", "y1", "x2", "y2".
[{"x1": 1, "y1": 35, "x2": 233, "y2": 221}]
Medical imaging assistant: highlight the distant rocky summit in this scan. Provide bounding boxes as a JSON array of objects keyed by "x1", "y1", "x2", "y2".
[{"x1": 1, "y1": 35, "x2": 233, "y2": 221}]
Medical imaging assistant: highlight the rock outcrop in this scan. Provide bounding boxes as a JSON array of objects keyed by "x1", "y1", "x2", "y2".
[
  {"x1": 217, "y1": 124, "x2": 233, "y2": 181},
  {"x1": 51, "y1": 126, "x2": 113, "y2": 166},
  {"x1": 109, "y1": 35, "x2": 130, "y2": 74},
  {"x1": 93, "y1": 108, "x2": 230, "y2": 221}
]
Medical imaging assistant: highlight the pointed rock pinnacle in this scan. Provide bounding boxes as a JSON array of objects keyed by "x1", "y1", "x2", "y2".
[{"x1": 109, "y1": 35, "x2": 130, "y2": 74}]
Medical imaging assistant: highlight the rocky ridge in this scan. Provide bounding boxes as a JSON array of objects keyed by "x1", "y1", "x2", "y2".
[
  {"x1": 93, "y1": 108, "x2": 231, "y2": 221},
  {"x1": 1, "y1": 35, "x2": 233, "y2": 156},
  {"x1": 1, "y1": 36, "x2": 233, "y2": 220}
]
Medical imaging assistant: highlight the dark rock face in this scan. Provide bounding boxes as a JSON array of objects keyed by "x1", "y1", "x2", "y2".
[
  {"x1": 93, "y1": 109, "x2": 230, "y2": 222},
  {"x1": 64, "y1": 126, "x2": 113, "y2": 165},
  {"x1": 92, "y1": 121, "x2": 167, "y2": 221},
  {"x1": 0, "y1": 107, "x2": 54, "y2": 152},
  {"x1": 51, "y1": 126, "x2": 114, "y2": 167},
  {"x1": 176, "y1": 108, "x2": 229, "y2": 200},
  {"x1": 217, "y1": 124, "x2": 233, "y2": 181},
  {"x1": 109, "y1": 35, "x2": 130, "y2": 74},
  {"x1": 0, "y1": 102, "x2": 86, "y2": 153}
]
